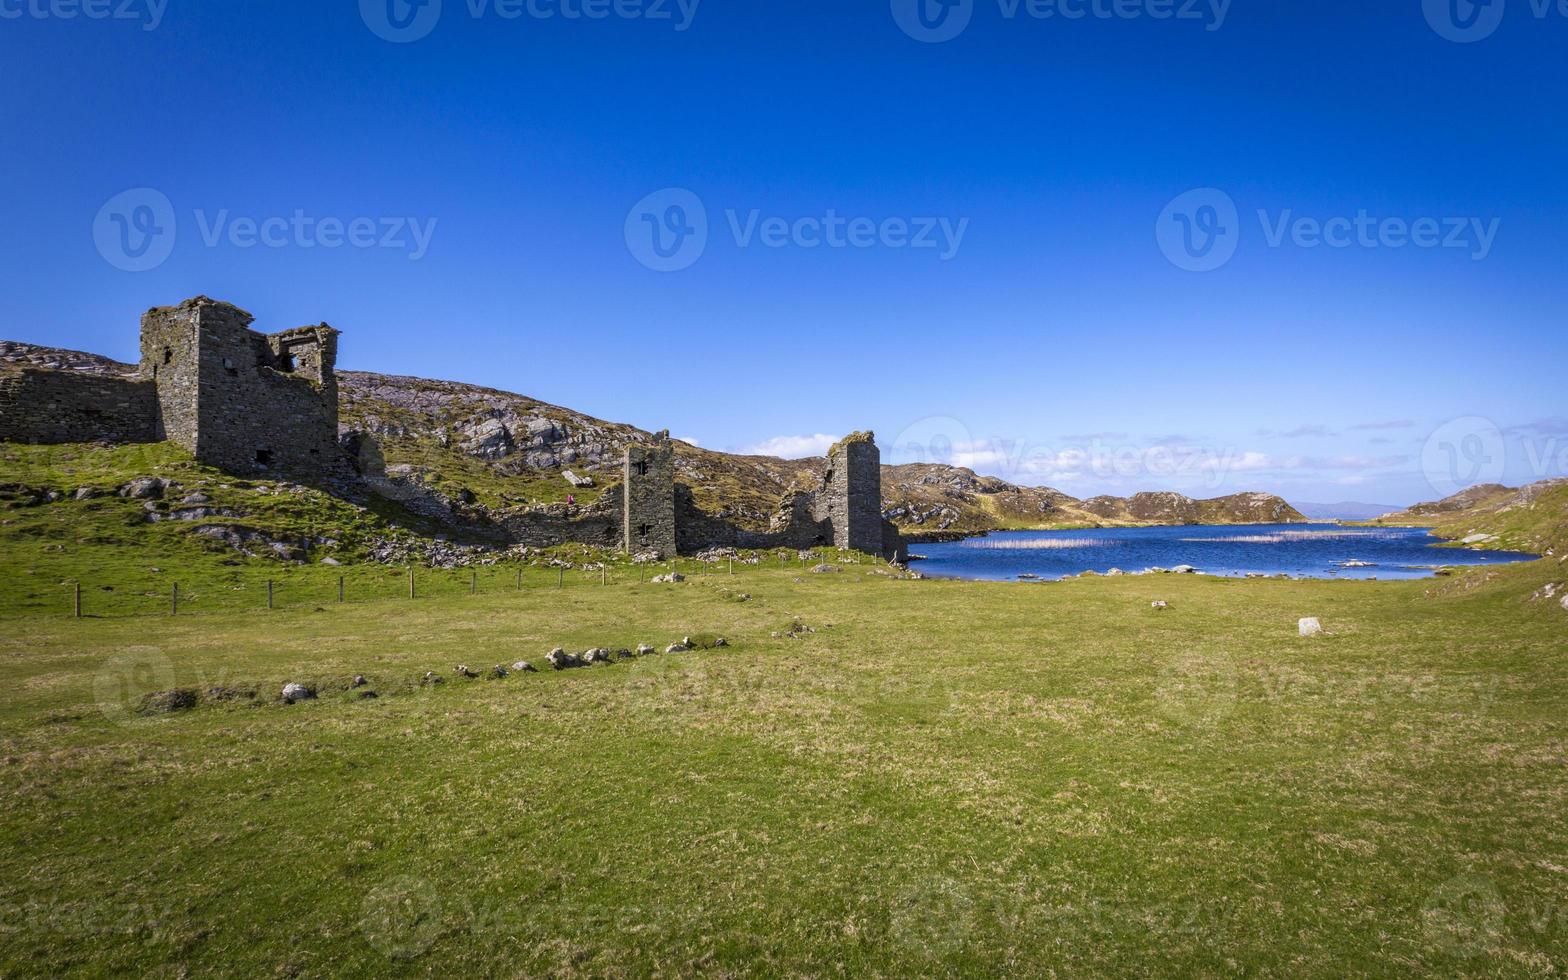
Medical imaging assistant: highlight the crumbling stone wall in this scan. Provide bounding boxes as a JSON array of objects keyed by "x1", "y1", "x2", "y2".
[
  {"x1": 0, "y1": 368, "x2": 157, "y2": 445},
  {"x1": 624, "y1": 434, "x2": 676, "y2": 555},
  {"x1": 813, "y1": 432, "x2": 886, "y2": 554},
  {"x1": 139, "y1": 297, "x2": 341, "y2": 477},
  {"x1": 674, "y1": 432, "x2": 906, "y2": 561}
]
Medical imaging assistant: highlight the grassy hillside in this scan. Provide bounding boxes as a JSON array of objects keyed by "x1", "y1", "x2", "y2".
[
  {"x1": 5, "y1": 342, "x2": 1305, "y2": 540},
  {"x1": 1, "y1": 548, "x2": 1566, "y2": 975},
  {"x1": 1367, "y1": 480, "x2": 1568, "y2": 556}
]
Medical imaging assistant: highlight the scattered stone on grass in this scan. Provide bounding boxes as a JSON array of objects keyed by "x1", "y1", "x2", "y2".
[
  {"x1": 512, "y1": 661, "x2": 538, "y2": 673},
  {"x1": 454, "y1": 665, "x2": 477, "y2": 678},
  {"x1": 1151, "y1": 601, "x2": 1169, "y2": 610},
  {"x1": 281, "y1": 683, "x2": 316, "y2": 704},
  {"x1": 1299, "y1": 618, "x2": 1325, "y2": 637},
  {"x1": 547, "y1": 649, "x2": 584, "y2": 670}
]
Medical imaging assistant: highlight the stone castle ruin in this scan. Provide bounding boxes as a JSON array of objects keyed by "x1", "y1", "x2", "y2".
[
  {"x1": 0, "y1": 297, "x2": 906, "y2": 562},
  {"x1": 0, "y1": 297, "x2": 340, "y2": 477}
]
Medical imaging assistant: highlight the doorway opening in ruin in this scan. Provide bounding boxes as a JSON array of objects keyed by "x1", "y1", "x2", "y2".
[
  {"x1": 638, "y1": 523, "x2": 652, "y2": 541},
  {"x1": 255, "y1": 449, "x2": 274, "y2": 467}
]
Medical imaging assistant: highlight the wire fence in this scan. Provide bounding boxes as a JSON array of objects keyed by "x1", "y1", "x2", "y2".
[{"x1": 12, "y1": 550, "x2": 856, "y2": 620}]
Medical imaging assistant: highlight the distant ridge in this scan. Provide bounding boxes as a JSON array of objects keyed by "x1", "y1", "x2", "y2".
[{"x1": 1293, "y1": 501, "x2": 1404, "y2": 522}]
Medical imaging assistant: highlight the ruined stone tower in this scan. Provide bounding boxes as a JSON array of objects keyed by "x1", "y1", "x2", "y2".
[
  {"x1": 623, "y1": 432, "x2": 676, "y2": 556},
  {"x1": 818, "y1": 431, "x2": 885, "y2": 554},
  {"x1": 139, "y1": 297, "x2": 341, "y2": 477}
]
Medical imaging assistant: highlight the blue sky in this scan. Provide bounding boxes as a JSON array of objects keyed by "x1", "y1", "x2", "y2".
[{"x1": 2, "y1": 0, "x2": 1564, "y2": 506}]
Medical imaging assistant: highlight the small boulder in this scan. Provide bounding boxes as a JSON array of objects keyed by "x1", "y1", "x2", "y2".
[
  {"x1": 1299, "y1": 618, "x2": 1325, "y2": 637},
  {"x1": 281, "y1": 683, "x2": 316, "y2": 704},
  {"x1": 714, "y1": 637, "x2": 729, "y2": 648},
  {"x1": 512, "y1": 661, "x2": 538, "y2": 673},
  {"x1": 491, "y1": 665, "x2": 509, "y2": 679},
  {"x1": 810, "y1": 564, "x2": 841, "y2": 574},
  {"x1": 546, "y1": 649, "x2": 583, "y2": 670},
  {"x1": 421, "y1": 671, "x2": 443, "y2": 686},
  {"x1": 182, "y1": 493, "x2": 211, "y2": 505},
  {"x1": 119, "y1": 477, "x2": 166, "y2": 500},
  {"x1": 584, "y1": 649, "x2": 611, "y2": 664},
  {"x1": 73, "y1": 486, "x2": 105, "y2": 501},
  {"x1": 1171, "y1": 565, "x2": 1198, "y2": 575},
  {"x1": 651, "y1": 573, "x2": 685, "y2": 584},
  {"x1": 351, "y1": 675, "x2": 368, "y2": 688},
  {"x1": 614, "y1": 648, "x2": 636, "y2": 660},
  {"x1": 636, "y1": 643, "x2": 656, "y2": 656},
  {"x1": 1151, "y1": 601, "x2": 1169, "y2": 610},
  {"x1": 454, "y1": 665, "x2": 477, "y2": 678}
]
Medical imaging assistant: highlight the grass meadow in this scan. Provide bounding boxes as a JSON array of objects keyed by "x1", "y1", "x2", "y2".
[{"x1": 2, "y1": 553, "x2": 1566, "y2": 976}]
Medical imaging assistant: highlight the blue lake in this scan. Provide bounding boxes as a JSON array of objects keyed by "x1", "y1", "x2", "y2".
[{"x1": 911, "y1": 524, "x2": 1538, "y2": 582}]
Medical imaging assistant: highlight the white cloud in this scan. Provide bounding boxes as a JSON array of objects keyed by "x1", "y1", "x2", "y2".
[{"x1": 743, "y1": 433, "x2": 840, "y2": 459}]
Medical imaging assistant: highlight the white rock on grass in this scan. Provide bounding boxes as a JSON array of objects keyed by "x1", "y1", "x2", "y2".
[
  {"x1": 1299, "y1": 618, "x2": 1325, "y2": 637},
  {"x1": 512, "y1": 661, "x2": 538, "y2": 673},
  {"x1": 281, "y1": 683, "x2": 315, "y2": 703},
  {"x1": 1151, "y1": 601, "x2": 1169, "y2": 610}
]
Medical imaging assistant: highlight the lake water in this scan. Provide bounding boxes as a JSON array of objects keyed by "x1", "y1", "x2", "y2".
[{"x1": 911, "y1": 524, "x2": 1538, "y2": 582}]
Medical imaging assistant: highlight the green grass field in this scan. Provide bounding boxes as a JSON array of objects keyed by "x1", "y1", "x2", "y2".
[{"x1": 3, "y1": 547, "x2": 1566, "y2": 976}]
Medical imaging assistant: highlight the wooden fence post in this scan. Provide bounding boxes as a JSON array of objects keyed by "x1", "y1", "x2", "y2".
[
  {"x1": 73, "y1": 582, "x2": 81, "y2": 619},
  {"x1": 558, "y1": 566, "x2": 564, "y2": 589},
  {"x1": 339, "y1": 576, "x2": 345, "y2": 603},
  {"x1": 408, "y1": 567, "x2": 415, "y2": 600},
  {"x1": 171, "y1": 583, "x2": 179, "y2": 616},
  {"x1": 267, "y1": 580, "x2": 274, "y2": 610},
  {"x1": 471, "y1": 571, "x2": 477, "y2": 595}
]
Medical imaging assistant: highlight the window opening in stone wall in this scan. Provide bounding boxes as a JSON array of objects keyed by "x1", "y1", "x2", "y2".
[
  {"x1": 278, "y1": 353, "x2": 296, "y2": 373},
  {"x1": 634, "y1": 460, "x2": 650, "y2": 477},
  {"x1": 255, "y1": 449, "x2": 274, "y2": 467},
  {"x1": 163, "y1": 347, "x2": 173, "y2": 365},
  {"x1": 638, "y1": 523, "x2": 651, "y2": 540}
]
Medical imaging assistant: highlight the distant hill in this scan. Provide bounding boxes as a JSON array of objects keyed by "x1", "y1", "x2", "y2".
[
  {"x1": 1293, "y1": 501, "x2": 1404, "y2": 522},
  {"x1": 3, "y1": 339, "x2": 1307, "y2": 541},
  {"x1": 1367, "y1": 479, "x2": 1568, "y2": 554}
]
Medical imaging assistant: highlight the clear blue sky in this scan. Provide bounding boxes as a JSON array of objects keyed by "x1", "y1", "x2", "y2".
[{"x1": 2, "y1": 0, "x2": 1564, "y2": 506}]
